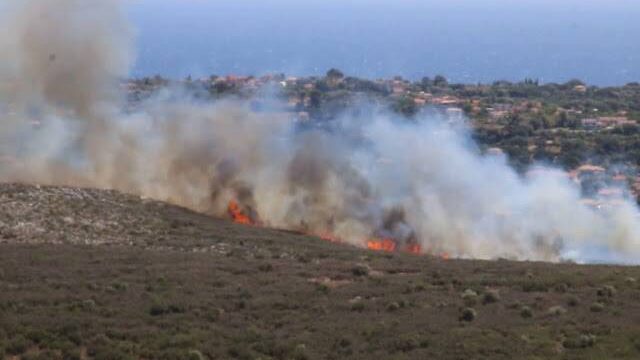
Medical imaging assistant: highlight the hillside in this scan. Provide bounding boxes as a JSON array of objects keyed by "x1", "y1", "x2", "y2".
[{"x1": 1, "y1": 183, "x2": 640, "y2": 359}]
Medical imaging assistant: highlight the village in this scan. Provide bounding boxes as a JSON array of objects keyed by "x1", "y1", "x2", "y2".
[{"x1": 122, "y1": 72, "x2": 640, "y2": 210}]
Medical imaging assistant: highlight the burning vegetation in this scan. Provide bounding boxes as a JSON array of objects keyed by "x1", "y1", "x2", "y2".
[
  {"x1": 227, "y1": 199, "x2": 436, "y2": 257},
  {"x1": 3, "y1": 0, "x2": 640, "y2": 264},
  {"x1": 227, "y1": 200, "x2": 253, "y2": 226}
]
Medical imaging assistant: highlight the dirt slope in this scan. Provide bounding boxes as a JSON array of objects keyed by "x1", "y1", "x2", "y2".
[{"x1": 1, "y1": 183, "x2": 640, "y2": 360}]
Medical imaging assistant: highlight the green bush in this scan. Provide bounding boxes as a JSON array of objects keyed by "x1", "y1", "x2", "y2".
[
  {"x1": 390, "y1": 334, "x2": 420, "y2": 353},
  {"x1": 26, "y1": 329, "x2": 49, "y2": 344},
  {"x1": 63, "y1": 348, "x2": 82, "y2": 360},
  {"x1": 461, "y1": 289, "x2": 478, "y2": 306},
  {"x1": 351, "y1": 301, "x2": 365, "y2": 312},
  {"x1": 94, "y1": 347, "x2": 134, "y2": 360},
  {"x1": 316, "y1": 283, "x2": 330, "y2": 294},
  {"x1": 292, "y1": 344, "x2": 309, "y2": 360},
  {"x1": 590, "y1": 302, "x2": 605, "y2": 313},
  {"x1": 460, "y1": 308, "x2": 477, "y2": 322},
  {"x1": 258, "y1": 263, "x2": 274, "y2": 272},
  {"x1": 547, "y1": 305, "x2": 567, "y2": 316},
  {"x1": 597, "y1": 285, "x2": 616, "y2": 298},
  {"x1": 563, "y1": 334, "x2": 596, "y2": 349},
  {"x1": 386, "y1": 302, "x2": 400, "y2": 312},
  {"x1": 521, "y1": 280, "x2": 549, "y2": 292},
  {"x1": 6, "y1": 335, "x2": 29, "y2": 355},
  {"x1": 520, "y1": 306, "x2": 533, "y2": 319},
  {"x1": 482, "y1": 289, "x2": 501, "y2": 304},
  {"x1": 351, "y1": 264, "x2": 370, "y2": 277},
  {"x1": 187, "y1": 350, "x2": 205, "y2": 360}
]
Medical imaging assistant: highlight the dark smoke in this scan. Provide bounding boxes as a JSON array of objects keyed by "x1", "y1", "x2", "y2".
[{"x1": 1, "y1": 1, "x2": 640, "y2": 263}]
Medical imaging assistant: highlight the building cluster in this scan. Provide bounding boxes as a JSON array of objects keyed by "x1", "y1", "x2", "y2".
[{"x1": 581, "y1": 113, "x2": 636, "y2": 130}]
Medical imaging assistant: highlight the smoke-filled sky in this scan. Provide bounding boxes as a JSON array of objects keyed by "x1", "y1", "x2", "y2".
[
  {"x1": 127, "y1": 0, "x2": 640, "y2": 85},
  {"x1": 3, "y1": 0, "x2": 640, "y2": 264}
]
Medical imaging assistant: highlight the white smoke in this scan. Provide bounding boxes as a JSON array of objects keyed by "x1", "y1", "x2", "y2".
[{"x1": 1, "y1": 1, "x2": 640, "y2": 263}]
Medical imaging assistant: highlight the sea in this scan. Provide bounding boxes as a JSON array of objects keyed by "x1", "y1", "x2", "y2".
[{"x1": 128, "y1": 0, "x2": 640, "y2": 86}]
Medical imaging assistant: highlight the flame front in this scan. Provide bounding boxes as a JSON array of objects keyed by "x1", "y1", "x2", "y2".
[
  {"x1": 225, "y1": 201, "x2": 443, "y2": 258},
  {"x1": 405, "y1": 243, "x2": 422, "y2": 255},
  {"x1": 318, "y1": 232, "x2": 340, "y2": 243},
  {"x1": 227, "y1": 200, "x2": 252, "y2": 225},
  {"x1": 367, "y1": 238, "x2": 397, "y2": 252}
]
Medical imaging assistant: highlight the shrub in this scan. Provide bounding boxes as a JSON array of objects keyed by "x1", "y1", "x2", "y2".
[
  {"x1": 554, "y1": 283, "x2": 569, "y2": 293},
  {"x1": 461, "y1": 289, "x2": 478, "y2": 306},
  {"x1": 292, "y1": 344, "x2": 309, "y2": 360},
  {"x1": 63, "y1": 348, "x2": 82, "y2": 360},
  {"x1": 386, "y1": 302, "x2": 400, "y2": 312},
  {"x1": 597, "y1": 285, "x2": 616, "y2": 298},
  {"x1": 25, "y1": 329, "x2": 49, "y2": 344},
  {"x1": 590, "y1": 302, "x2": 605, "y2": 313},
  {"x1": 316, "y1": 283, "x2": 330, "y2": 294},
  {"x1": 187, "y1": 350, "x2": 205, "y2": 360},
  {"x1": 567, "y1": 296, "x2": 579, "y2": 307},
  {"x1": 149, "y1": 304, "x2": 166, "y2": 316},
  {"x1": 111, "y1": 282, "x2": 129, "y2": 292},
  {"x1": 82, "y1": 299, "x2": 97, "y2": 311},
  {"x1": 413, "y1": 283, "x2": 427, "y2": 292},
  {"x1": 149, "y1": 302, "x2": 185, "y2": 316},
  {"x1": 48, "y1": 339, "x2": 77, "y2": 354},
  {"x1": 258, "y1": 263, "x2": 273, "y2": 272},
  {"x1": 520, "y1": 306, "x2": 533, "y2": 318},
  {"x1": 522, "y1": 280, "x2": 548, "y2": 292},
  {"x1": 351, "y1": 264, "x2": 369, "y2": 277},
  {"x1": 94, "y1": 348, "x2": 134, "y2": 360},
  {"x1": 482, "y1": 289, "x2": 501, "y2": 304},
  {"x1": 351, "y1": 301, "x2": 365, "y2": 312},
  {"x1": 547, "y1": 305, "x2": 567, "y2": 316},
  {"x1": 460, "y1": 308, "x2": 477, "y2": 322},
  {"x1": 390, "y1": 335, "x2": 420, "y2": 353},
  {"x1": 168, "y1": 303, "x2": 186, "y2": 313},
  {"x1": 21, "y1": 353, "x2": 43, "y2": 360},
  {"x1": 334, "y1": 337, "x2": 353, "y2": 355},
  {"x1": 563, "y1": 334, "x2": 596, "y2": 349},
  {"x1": 6, "y1": 335, "x2": 29, "y2": 355}
]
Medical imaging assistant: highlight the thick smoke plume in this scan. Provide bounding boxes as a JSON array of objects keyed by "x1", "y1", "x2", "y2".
[{"x1": 2, "y1": 1, "x2": 640, "y2": 263}]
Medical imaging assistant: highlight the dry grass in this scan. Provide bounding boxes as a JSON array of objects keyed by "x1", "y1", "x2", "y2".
[{"x1": 1, "y1": 183, "x2": 640, "y2": 359}]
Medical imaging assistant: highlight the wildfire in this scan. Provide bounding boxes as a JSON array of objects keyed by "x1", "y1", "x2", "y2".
[
  {"x1": 405, "y1": 243, "x2": 422, "y2": 255},
  {"x1": 366, "y1": 238, "x2": 397, "y2": 252},
  {"x1": 227, "y1": 200, "x2": 253, "y2": 225},
  {"x1": 318, "y1": 232, "x2": 341, "y2": 243},
  {"x1": 225, "y1": 201, "x2": 445, "y2": 259}
]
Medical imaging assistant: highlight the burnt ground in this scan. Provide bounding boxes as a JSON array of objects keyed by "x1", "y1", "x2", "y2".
[{"x1": 1, "y1": 183, "x2": 640, "y2": 360}]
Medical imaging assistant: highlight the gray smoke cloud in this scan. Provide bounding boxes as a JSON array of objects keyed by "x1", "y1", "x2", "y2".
[{"x1": 2, "y1": 1, "x2": 640, "y2": 263}]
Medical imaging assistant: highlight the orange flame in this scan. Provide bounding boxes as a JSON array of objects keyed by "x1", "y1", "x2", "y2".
[
  {"x1": 366, "y1": 238, "x2": 397, "y2": 252},
  {"x1": 223, "y1": 204, "x2": 447, "y2": 260},
  {"x1": 318, "y1": 232, "x2": 340, "y2": 243},
  {"x1": 405, "y1": 243, "x2": 422, "y2": 255},
  {"x1": 227, "y1": 200, "x2": 252, "y2": 225}
]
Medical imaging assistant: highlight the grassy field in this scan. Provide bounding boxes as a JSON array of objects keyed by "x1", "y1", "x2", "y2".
[{"x1": 1, "y1": 183, "x2": 640, "y2": 359}]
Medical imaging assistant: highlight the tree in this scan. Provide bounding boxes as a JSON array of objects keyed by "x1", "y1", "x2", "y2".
[
  {"x1": 326, "y1": 68, "x2": 345, "y2": 80},
  {"x1": 433, "y1": 75, "x2": 448, "y2": 87},
  {"x1": 309, "y1": 90, "x2": 322, "y2": 109},
  {"x1": 394, "y1": 96, "x2": 418, "y2": 117},
  {"x1": 420, "y1": 77, "x2": 433, "y2": 89}
]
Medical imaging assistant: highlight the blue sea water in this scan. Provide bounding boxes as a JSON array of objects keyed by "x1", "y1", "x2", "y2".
[{"x1": 128, "y1": 0, "x2": 640, "y2": 86}]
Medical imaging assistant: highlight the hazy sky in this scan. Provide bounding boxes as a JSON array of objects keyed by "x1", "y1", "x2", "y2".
[{"x1": 127, "y1": 0, "x2": 640, "y2": 85}]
